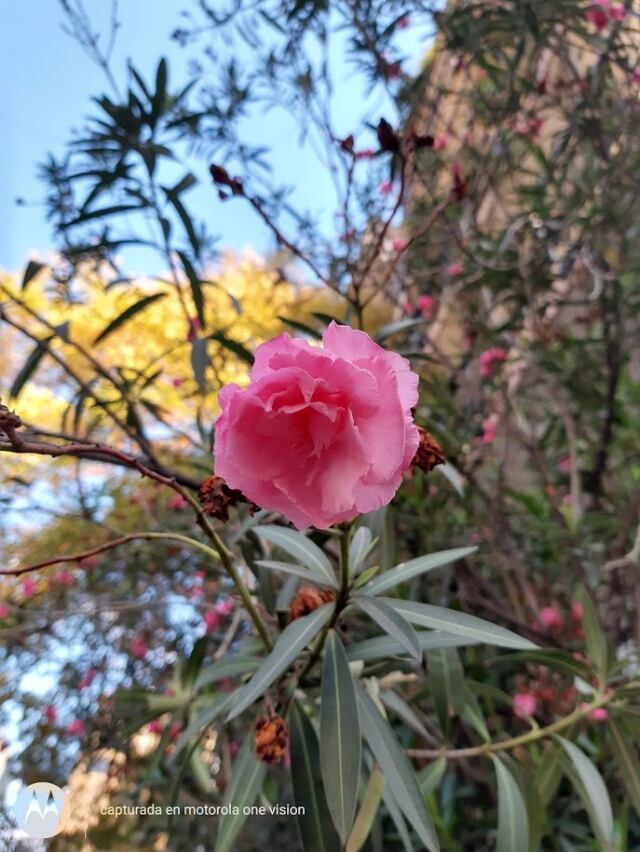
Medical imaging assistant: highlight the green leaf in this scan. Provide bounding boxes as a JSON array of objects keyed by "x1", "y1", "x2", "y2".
[
  {"x1": 347, "y1": 631, "x2": 475, "y2": 663},
  {"x1": 364, "y1": 547, "x2": 477, "y2": 596},
  {"x1": 214, "y1": 736, "x2": 266, "y2": 852},
  {"x1": 384, "y1": 599, "x2": 535, "y2": 649},
  {"x1": 354, "y1": 595, "x2": 422, "y2": 662},
  {"x1": 190, "y1": 337, "x2": 208, "y2": 393},
  {"x1": 22, "y1": 259, "x2": 44, "y2": 290},
  {"x1": 10, "y1": 338, "x2": 51, "y2": 398},
  {"x1": 174, "y1": 694, "x2": 233, "y2": 754},
  {"x1": 349, "y1": 527, "x2": 373, "y2": 575},
  {"x1": 289, "y1": 701, "x2": 342, "y2": 852},
  {"x1": 357, "y1": 687, "x2": 439, "y2": 852},
  {"x1": 428, "y1": 647, "x2": 466, "y2": 734},
  {"x1": 65, "y1": 203, "x2": 146, "y2": 227},
  {"x1": 608, "y1": 716, "x2": 640, "y2": 816},
  {"x1": 346, "y1": 767, "x2": 385, "y2": 852},
  {"x1": 177, "y1": 251, "x2": 205, "y2": 327},
  {"x1": 278, "y1": 315, "x2": 322, "y2": 339},
  {"x1": 535, "y1": 742, "x2": 564, "y2": 807},
  {"x1": 381, "y1": 689, "x2": 430, "y2": 739},
  {"x1": 93, "y1": 293, "x2": 166, "y2": 344},
  {"x1": 417, "y1": 757, "x2": 447, "y2": 799},
  {"x1": 255, "y1": 559, "x2": 339, "y2": 589},
  {"x1": 253, "y1": 526, "x2": 335, "y2": 586},
  {"x1": 320, "y1": 632, "x2": 361, "y2": 842},
  {"x1": 375, "y1": 318, "x2": 427, "y2": 342},
  {"x1": 227, "y1": 604, "x2": 334, "y2": 720},
  {"x1": 151, "y1": 57, "x2": 168, "y2": 124},
  {"x1": 557, "y1": 735, "x2": 614, "y2": 845},
  {"x1": 492, "y1": 757, "x2": 529, "y2": 852},
  {"x1": 575, "y1": 585, "x2": 608, "y2": 675},
  {"x1": 210, "y1": 331, "x2": 255, "y2": 365},
  {"x1": 183, "y1": 636, "x2": 208, "y2": 689}
]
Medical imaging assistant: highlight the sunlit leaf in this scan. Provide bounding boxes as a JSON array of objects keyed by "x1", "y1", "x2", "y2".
[
  {"x1": 364, "y1": 547, "x2": 477, "y2": 596},
  {"x1": 346, "y1": 767, "x2": 385, "y2": 852},
  {"x1": 253, "y1": 526, "x2": 335, "y2": 586},
  {"x1": 347, "y1": 631, "x2": 476, "y2": 663},
  {"x1": 557, "y1": 735, "x2": 614, "y2": 845},
  {"x1": 213, "y1": 736, "x2": 266, "y2": 852},
  {"x1": 93, "y1": 293, "x2": 167, "y2": 344}
]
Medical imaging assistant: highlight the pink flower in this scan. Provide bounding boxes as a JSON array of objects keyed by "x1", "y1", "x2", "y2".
[
  {"x1": 195, "y1": 570, "x2": 206, "y2": 580},
  {"x1": 433, "y1": 133, "x2": 449, "y2": 152},
  {"x1": 585, "y1": 706, "x2": 608, "y2": 722},
  {"x1": 0, "y1": 602, "x2": 10, "y2": 620},
  {"x1": 67, "y1": 719, "x2": 85, "y2": 736},
  {"x1": 79, "y1": 669, "x2": 98, "y2": 690},
  {"x1": 148, "y1": 721, "x2": 162, "y2": 734},
  {"x1": 214, "y1": 598, "x2": 234, "y2": 618},
  {"x1": 214, "y1": 323, "x2": 419, "y2": 529},
  {"x1": 379, "y1": 179, "x2": 394, "y2": 196},
  {"x1": 571, "y1": 601, "x2": 584, "y2": 622},
  {"x1": 446, "y1": 261, "x2": 464, "y2": 278},
  {"x1": 43, "y1": 705, "x2": 57, "y2": 724},
  {"x1": 21, "y1": 577, "x2": 37, "y2": 599},
  {"x1": 631, "y1": 67, "x2": 640, "y2": 86},
  {"x1": 168, "y1": 721, "x2": 181, "y2": 741},
  {"x1": 392, "y1": 236, "x2": 408, "y2": 254},
  {"x1": 539, "y1": 606, "x2": 563, "y2": 631},
  {"x1": 417, "y1": 295, "x2": 435, "y2": 319},
  {"x1": 585, "y1": 1, "x2": 624, "y2": 30},
  {"x1": 203, "y1": 609, "x2": 221, "y2": 633},
  {"x1": 132, "y1": 637, "x2": 148, "y2": 659},
  {"x1": 479, "y1": 347, "x2": 508, "y2": 378},
  {"x1": 54, "y1": 570, "x2": 75, "y2": 586},
  {"x1": 171, "y1": 377, "x2": 184, "y2": 388},
  {"x1": 480, "y1": 414, "x2": 499, "y2": 444},
  {"x1": 169, "y1": 493, "x2": 187, "y2": 511},
  {"x1": 513, "y1": 692, "x2": 537, "y2": 719}
]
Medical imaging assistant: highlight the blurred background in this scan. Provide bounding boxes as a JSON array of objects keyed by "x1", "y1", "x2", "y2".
[{"x1": 2, "y1": 0, "x2": 640, "y2": 849}]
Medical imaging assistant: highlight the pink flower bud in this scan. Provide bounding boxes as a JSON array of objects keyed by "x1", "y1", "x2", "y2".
[
  {"x1": 571, "y1": 601, "x2": 584, "y2": 622},
  {"x1": 446, "y1": 261, "x2": 464, "y2": 278},
  {"x1": 169, "y1": 493, "x2": 187, "y2": 511},
  {"x1": 379, "y1": 179, "x2": 394, "y2": 196},
  {"x1": 581, "y1": 703, "x2": 608, "y2": 722},
  {"x1": 480, "y1": 413, "x2": 499, "y2": 444},
  {"x1": 204, "y1": 609, "x2": 221, "y2": 633},
  {"x1": 214, "y1": 598, "x2": 234, "y2": 618},
  {"x1": 513, "y1": 692, "x2": 537, "y2": 719},
  {"x1": 21, "y1": 577, "x2": 37, "y2": 599},
  {"x1": 392, "y1": 236, "x2": 408, "y2": 254},
  {"x1": 43, "y1": 705, "x2": 57, "y2": 724},
  {"x1": 132, "y1": 637, "x2": 148, "y2": 660},
  {"x1": 66, "y1": 719, "x2": 86, "y2": 736},
  {"x1": 433, "y1": 133, "x2": 449, "y2": 152},
  {"x1": 79, "y1": 669, "x2": 98, "y2": 690},
  {"x1": 54, "y1": 570, "x2": 75, "y2": 586},
  {"x1": 479, "y1": 347, "x2": 508, "y2": 378},
  {"x1": 538, "y1": 606, "x2": 563, "y2": 631},
  {"x1": 417, "y1": 295, "x2": 435, "y2": 319},
  {"x1": 148, "y1": 721, "x2": 162, "y2": 734}
]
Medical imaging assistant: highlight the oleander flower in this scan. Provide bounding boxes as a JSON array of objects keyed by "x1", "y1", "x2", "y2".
[{"x1": 214, "y1": 322, "x2": 419, "y2": 529}]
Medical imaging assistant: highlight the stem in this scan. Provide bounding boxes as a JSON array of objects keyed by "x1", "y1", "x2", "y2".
[{"x1": 407, "y1": 689, "x2": 622, "y2": 761}]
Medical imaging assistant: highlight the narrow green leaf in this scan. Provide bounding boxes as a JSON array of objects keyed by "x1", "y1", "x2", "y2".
[
  {"x1": 254, "y1": 526, "x2": 335, "y2": 586},
  {"x1": 349, "y1": 527, "x2": 373, "y2": 575},
  {"x1": 375, "y1": 318, "x2": 427, "y2": 342},
  {"x1": 353, "y1": 565, "x2": 380, "y2": 589},
  {"x1": 10, "y1": 338, "x2": 51, "y2": 398},
  {"x1": 278, "y1": 315, "x2": 322, "y2": 339},
  {"x1": 385, "y1": 599, "x2": 535, "y2": 649},
  {"x1": 381, "y1": 689, "x2": 430, "y2": 739},
  {"x1": 177, "y1": 250, "x2": 205, "y2": 327},
  {"x1": 428, "y1": 647, "x2": 466, "y2": 734},
  {"x1": 195, "y1": 656, "x2": 260, "y2": 690},
  {"x1": 609, "y1": 716, "x2": 640, "y2": 816},
  {"x1": 191, "y1": 337, "x2": 208, "y2": 393},
  {"x1": 255, "y1": 559, "x2": 339, "y2": 589},
  {"x1": 557, "y1": 735, "x2": 614, "y2": 845},
  {"x1": 321, "y1": 632, "x2": 361, "y2": 842},
  {"x1": 357, "y1": 687, "x2": 439, "y2": 852},
  {"x1": 418, "y1": 757, "x2": 447, "y2": 799},
  {"x1": 365, "y1": 547, "x2": 477, "y2": 596},
  {"x1": 492, "y1": 757, "x2": 529, "y2": 852},
  {"x1": 183, "y1": 636, "x2": 208, "y2": 689},
  {"x1": 535, "y1": 742, "x2": 564, "y2": 807},
  {"x1": 346, "y1": 767, "x2": 385, "y2": 852},
  {"x1": 93, "y1": 292, "x2": 166, "y2": 344},
  {"x1": 289, "y1": 701, "x2": 341, "y2": 852},
  {"x1": 214, "y1": 736, "x2": 266, "y2": 852},
  {"x1": 575, "y1": 585, "x2": 608, "y2": 675},
  {"x1": 347, "y1": 631, "x2": 475, "y2": 663},
  {"x1": 210, "y1": 331, "x2": 255, "y2": 365},
  {"x1": 22, "y1": 259, "x2": 44, "y2": 290},
  {"x1": 227, "y1": 604, "x2": 334, "y2": 720},
  {"x1": 354, "y1": 595, "x2": 422, "y2": 662},
  {"x1": 152, "y1": 57, "x2": 168, "y2": 123}
]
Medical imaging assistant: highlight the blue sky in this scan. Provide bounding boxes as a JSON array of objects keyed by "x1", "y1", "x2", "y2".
[{"x1": 1, "y1": 2, "x2": 430, "y2": 276}]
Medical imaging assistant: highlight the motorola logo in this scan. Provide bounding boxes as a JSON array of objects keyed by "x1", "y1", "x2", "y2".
[{"x1": 14, "y1": 781, "x2": 65, "y2": 839}]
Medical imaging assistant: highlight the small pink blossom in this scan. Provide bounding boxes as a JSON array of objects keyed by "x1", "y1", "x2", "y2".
[
  {"x1": 204, "y1": 609, "x2": 221, "y2": 633},
  {"x1": 446, "y1": 261, "x2": 464, "y2": 278},
  {"x1": 513, "y1": 692, "x2": 537, "y2": 719},
  {"x1": 67, "y1": 719, "x2": 86, "y2": 736},
  {"x1": 171, "y1": 377, "x2": 184, "y2": 388},
  {"x1": 585, "y1": 1, "x2": 624, "y2": 31},
  {"x1": 417, "y1": 295, "x2": 435, "y2": 319},
  {"x1": 0, "y1": 602, "x2": 10, "y2": 620},
  {"x1": 169, "y1": 493, "x2": 187, "y2": 511},
  {"x1": 582, "y1": 703, "x2": 608, "y2": 722},
  {"x1": 214, "y1": 598, "x2": 234, "y2": 618},
  {"x1": 132, "y1": 637, "x2": 148, "y2": 660},
  {"x1": 479, "y1": 347, "x2": 508, "y2": 378},
  {"x1": 79, "y1": 669, "x2": 98, "y2": 690},
  {"x1": 195, "y1": 570, "x2": 206, "y2": 580},
  {"x1": 168, "y1": 721, "x2": 181, "y2": 741},
  {"x1": 43, "y1": 705, "x2": 57, "y2": 724},
  {"x1": 379, "y1": 179, "x2": 395, "y2": 196},
  {"x1": 480, "y1": 414, "x2": 499, "y2": 445},
  {"x1": 148, "y1": 721, "x2": 162, "y2": 734},
  {"x1": 631, "y1": 67, "x2": 640, "y2": 86},
  {"x1": 54, "y1": 570, "x2": 75, "y2": 586},
  {"x1": 21, "y1": 577, "x2": 37, "y2": 599},
  {"x1": 392, "y1": 236, "x2": 408, "y2": 254},
  {"x1": 539, "y1": 606, "x2": 563, "y2": 631},
  {"x1": 433, "y1": 133, "x2": 449, "y2": 152},
  {"x1": 571, "y1": 601, "x2": 584, "y2": 622}
]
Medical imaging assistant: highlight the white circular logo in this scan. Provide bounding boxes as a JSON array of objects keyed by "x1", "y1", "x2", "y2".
[{"x1": 14, "y1": 782, "x2": 65, "y2": 838}]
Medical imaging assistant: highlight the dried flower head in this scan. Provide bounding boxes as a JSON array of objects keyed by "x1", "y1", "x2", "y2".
[
  {"x1": 254, "y1": 714, "x2": 288, "y2": 763},
  {"x1": 289, "y1": 586, "x2": 336, "y2": 621}
]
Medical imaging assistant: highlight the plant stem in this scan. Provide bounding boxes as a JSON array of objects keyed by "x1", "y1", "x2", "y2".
[{"x1": 407, "y1": 688, "x2": 624, "y2": 761}]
